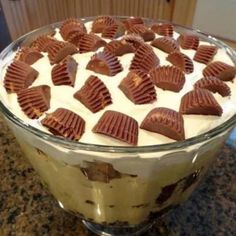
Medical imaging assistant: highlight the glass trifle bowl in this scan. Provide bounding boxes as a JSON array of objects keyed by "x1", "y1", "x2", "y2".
[{"x1": 0, "y1": 16, "x2": 236, "y2": 235}]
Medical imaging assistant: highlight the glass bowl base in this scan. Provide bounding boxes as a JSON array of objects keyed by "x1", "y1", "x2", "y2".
[{"x1": 82, "y1": 220, "x2": 155, "y2": 236}]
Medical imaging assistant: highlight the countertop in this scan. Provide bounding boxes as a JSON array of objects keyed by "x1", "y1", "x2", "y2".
[{"x1": 0, "y1": 117, "x2": 236, "y2": 236}]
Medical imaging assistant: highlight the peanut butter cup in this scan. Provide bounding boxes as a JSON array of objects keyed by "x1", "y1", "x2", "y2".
[
  {"x1": 119, "y1": 70, "x2": 157, "y2": 104},
  {"x1": 51, "y1": 56, "x2": 78, "y2": 86},
  {"x1": 47, "y1": 41, "x2": 78, "y2": 65},
  {"x1": 177, "y1": 34, "x2": 199, "y2": 50},
  {"x1": 78, "y1": 34, "x2": 106, "y2": 53},
  {"x1": 41, "y1": 108, "x2": 85, "y2": 141},
  {"x1": 180, "y1": 89, "x2": 223, "y2": 116},
  {"x1": 193, "y1": 45, "x2": 217, "y2": 64},
  {"x1": 4, "y1": 61, "x2": 39, "y2": 93},
  {"x1": 17, "y1": 85, "x2": 51, "y2": 119},
  {"x1": 141, "y1": 107, "x2": 185, "y2": 141},
  {"x1": 104, "y1": 40, "x2": 135, "y2": 56},
  {"x1": 86, "y1": 51, "x2": 123, "y2": 76},
  {"x1": 150, "y1": 66, "x2": 185, "y2": 92},
  {"x1": 166, "y1": 51, "x2": 194, "y2": 74},
  {"x1": 128, "y1": 24, "x2": 155, "y2": 42},
  {"x1": 151, "y1": 23, "x2": 173, "y2": 37},
  {"x1": 151, "y1": 37, "x2": 179, "y2": 54},
  {"x1": 14, "y1": 47, "x2": 43, "y2": 65},
  {"x1": 203, "y1": 61, "x2": 236, "y2": 81},
  {"x1": 74, "y1": 75, "x2": 112, "y2": 113},
  {"x1": 130, "y1": 44, "x2": 160, "y2": 72},
  {"x1": 93, "y1": 110, "x2": 138, "y2": 145},
  {"x1": 194, "y1": 77, "x2": 230, "y2": 97}
]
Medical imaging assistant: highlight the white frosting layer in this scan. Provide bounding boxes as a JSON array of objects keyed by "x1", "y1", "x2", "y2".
[{"x1": 1, "y1": 22, "x2": 236, "y2": 147}]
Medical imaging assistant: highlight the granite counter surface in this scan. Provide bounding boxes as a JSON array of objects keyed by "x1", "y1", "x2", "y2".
[{"x1": 0, "y1": 117, "x2": 235, "y2": 236}]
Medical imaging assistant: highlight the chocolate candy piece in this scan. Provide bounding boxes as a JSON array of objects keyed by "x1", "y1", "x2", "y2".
[
  {"x1": 41, "y1": 108, "x2": 85, "y2": 141},
  {"x1": 102, "y1": 22, "x2": 125, "y2": 39},
  {"x1": 91, "y1": 16, "x2": 116, "y2": 33},
  {"x1": 193, "y1": 45, "x2": 217, "y2": 64},
  {"x1": 4, "y1": 61, "x2": 39, "y2": 93},
  {"x1": 127, "y1": 24, "x2": 155, "y2": 42},
  {"x1": 119, "y1": 70, "x2": 157, "y2": 104},
  {"x1": 151, "y1": 23, "x2": 174, "y2": 37},
  {"x1": 121, "y1": 34, "x2": 145, "y2": 50},
  {"x1": 86, "y1": 51, "x2": 123, "y2": 76},
  {"x1": 60, "y1": 18, "x2": 86, "y2": 42},
  {"x1": 180, "y1": 89, "x2": 223, "y2": 116},
  {"x1": 194, "y1": 77, "x2": 230, "y2": 97},
  {"x1": 14, "y1": 47, "x2": 43, "y2": 65},
  {"x1": 166, "y1": 51, "x2": 194, "y2": 74},
  {"x1": 47, "y1": 41, "x2": 78, "y2": 65},
  {"x1": 141, "y1": 107, "x2": 185, "y2": 141},
  {"x1": 74, "y1": 75, "x2": 112, "y2": 113},
  {"x1": 151, "y1": 37, "x2": 179, "y2": 53},
  {"x1": 104, "y1": 40, "x2": 135, "y2": 56},
  {"x1": 150, "y1": 65, "x2": 185, "y2": 92},
  {"x1": 51, "y1": 56, "x2": 78, "y2": 86},
  {"x1": 78, "y1": 34, "x2": 106, "y2": 53},
  {"x1": 177, "y1": 34, "x2": 199, "y2": 50},
  {"x1": 17, "y1": 85, "x2": 51, "y2": 119},
  {"x1": 203, "y1": 61, "x2": 236, "y2": 81},
  {"x1": 31, "y1": 35, "x2": 57, "y2": 52},
  {"x1": 93, "y1": 110, "x2": 138, "y2": 145},
  {"x1": 130, "y1": 44, "x2": 160, "y2": 73},
  {"x1": 123, "y1": 17, "x2": 144, "y2": 30}
]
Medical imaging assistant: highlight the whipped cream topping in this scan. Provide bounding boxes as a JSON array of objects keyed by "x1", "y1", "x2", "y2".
[{"x1": 1, "y1": 21, "x2": 236, "y2": 146}]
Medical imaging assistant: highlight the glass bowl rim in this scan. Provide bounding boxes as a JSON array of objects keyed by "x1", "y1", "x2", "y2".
[{"x1": 0, "y1": 16, "x2": 236, "y2": 153}]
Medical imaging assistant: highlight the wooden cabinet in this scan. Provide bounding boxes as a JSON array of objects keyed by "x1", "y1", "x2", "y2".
[{"x1": 1, "y1": 0, "x2": 196, "y2": 40}]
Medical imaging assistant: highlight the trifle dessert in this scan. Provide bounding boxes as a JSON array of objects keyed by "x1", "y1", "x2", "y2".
[{"x1": 0, "y1": 16, "x2": 236, "y2": 235}]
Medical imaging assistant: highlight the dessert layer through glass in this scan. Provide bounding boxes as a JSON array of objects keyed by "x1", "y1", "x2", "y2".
[{"x1": 0, "y1": 17, "x2": 236, "y2": 235}]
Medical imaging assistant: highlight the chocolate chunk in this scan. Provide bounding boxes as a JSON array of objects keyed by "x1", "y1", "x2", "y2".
[
  {"x1": 80, "y1": 161, "x2": 122, "y2": 183},
  {"x1": 31, "y1": 35, "x2": 57, "y2": 52},
  {"x1": 41, "y1": 108, "x2": 85, "y2": 141},
  {"x1": 14, "y1": 47, "x2": 43, "y2": 65},
  {"x1": 4, "y1": 61, "x2": 39, "y2": 93},
  {"x1": 47, "y1": 41, "x2": 78, "y2": 65},
  {"x1": 194, "y1": 77, "x2": 231, "y2": 97},
  {"x1": 91, "y1": 16, "x2": 116, "y2": 33},
  {"x1": 151, "y1": 23, "x2": 174, "y2": 37},
  {"x1": 60, "y1": 18, "x2": 86, "y2": 42},
  {"x1": 17, "y1": 85, "x2": 51, "y2": 119},
  {"x1": 141, "y1": 107, "x2": 185, "y2": 141},
  {"x1": 121, "y1": 34, "x2": 145, "y2": 50},
  {"x1": 182, "y1": 169, "x2": 202, "y2": 192},
  {"x1": 203, "y1": 61, "x2": 236, "y2": 81},
  {"x1": 180, "y1": 89, "x2": 223, "y2": 116},
  {"x1": 119, "y1": 70, "x2": 156, "y2": 104},
  {"x1": 166, "y1": 51, "x2": 194, "y2": 74},
  {"x1": 177, "y1": 34, "x2": 199, "y2": 50},
  {"x1": 86, "y1": 51, "x2": 123, "y2": 76},
  {"x1": 193, "y1": 45, "x2": 217, "y2": 64},
  {"x1": 156, "y1": 183, "x2": 178, "y2": 205},
  {"x1": 130, "y1": 44, "x2": 160, "y2": 73},
  {"x1": 93, "y1": 110, "x2": 138, "y2": 145},
  {"x1": 74, "y1": 75, "x2": 112, "y2": 113},
  {"x1": 104, "y1": 40, "x2": 135, "y2": 56},
  {"x1": 150, "y1": 65, "x2": 185, "y2": 92},
  {"x1": 102, "y1": 22, "x2": 125, "y2": 39},
  {"x1": 51, "y1": 56, "x2": 78, "y2": 86},
  {"x1": 127, "y1": 24, "x2": 155, "y2": 42},
  {"x1": 78, "y1": 33, "x2": 106, "y2": 53},
  {"x1": 123, "y1": 17, "x2": 144, "y2": 30},
  {"x1": 151, "y1": 37, "x2": 179, "y2": 54}
]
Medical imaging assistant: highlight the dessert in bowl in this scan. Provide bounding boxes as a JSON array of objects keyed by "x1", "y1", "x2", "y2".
[{"x1": 0, "y1": 16, "x2": 236, "y2": 235}]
